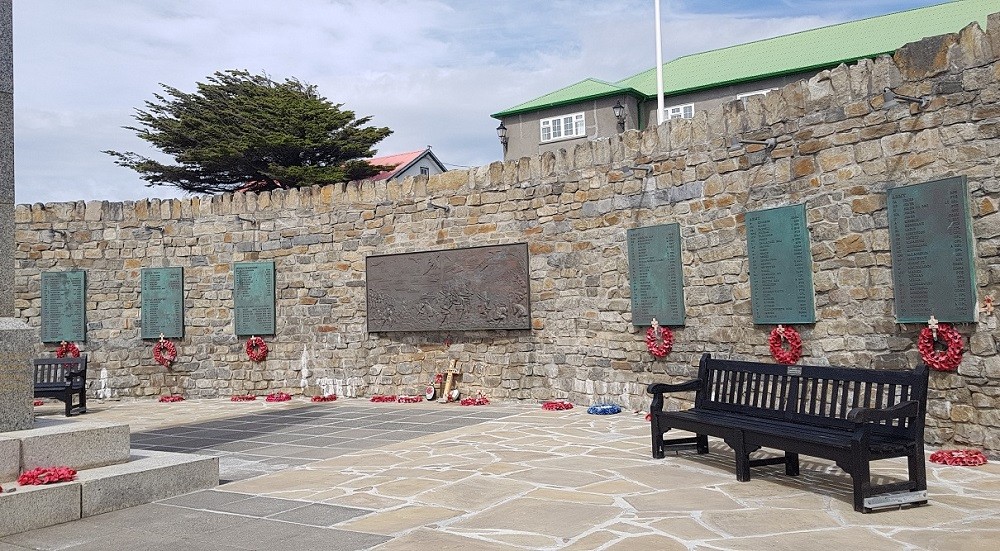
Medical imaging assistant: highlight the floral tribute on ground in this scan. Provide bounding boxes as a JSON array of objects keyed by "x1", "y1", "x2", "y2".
[
  {"x1": 397, "y1": 395, "x2": 423, "y2": 404},
  {"x1": 587, "y1": 404, "x2": 622, "y2": 415},
  {"x1": 18, "y1": 466, "x2": 77, "y2": 485},
  {"x1": 158, "y1": 395, "x2": 184, "y2": 403},
  {"x1": 460, "y1": 393, "x2": 490, "y2": 406},
  {"x1": 542, "y1": 400, "x2": 574, "y2": 411},
  {"x1": 265, "y1": 391, "x2": 291, "y2": 402},
  {"x1": 768, "y1": 325, "x2": 802, "y2": 365},
  {"x1": 918, "y1": 317, "x2": 964, "y2": 372},
  {"x1": 230, "y1": 394, "x2": 256, "y2": 402},
  {"x1": 311, "y1": 394, "x2": 337, "y2": 402},
  {"x1": 370, "y1": 394, "x2": 397, "y2": 403},
  {"x1": 930, "y1": 449, "x2": 988, "y2": 466}
]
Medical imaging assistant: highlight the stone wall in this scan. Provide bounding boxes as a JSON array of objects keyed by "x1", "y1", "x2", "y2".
[{"x1": 14, "y1": 17, "x2": 1000, "y2": 455}]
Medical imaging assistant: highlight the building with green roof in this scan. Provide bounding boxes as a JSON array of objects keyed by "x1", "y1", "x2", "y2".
[{"x1": 492, "y1": 0, "x2": 998, "y2": 161}]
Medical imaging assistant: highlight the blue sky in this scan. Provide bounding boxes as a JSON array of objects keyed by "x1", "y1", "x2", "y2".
[{"x1": 12, "y1": 0, "x2": 949, "y2": 204}]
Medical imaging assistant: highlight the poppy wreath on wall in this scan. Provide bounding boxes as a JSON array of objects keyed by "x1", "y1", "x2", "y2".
[
  {"x1": 917, "y1": 321, "x2": 964, "y2": 372},
  {"x1": 645, "y1": 318, "x2": 673, "y2": 358},
  {"x1": 55, "y1": 341, "x2": 80, "y2": 358},
  {"x1": 768, "y1": 325, "x2": 802, "y2": 365},
  {"x1": 152, "y1": 337, "x2": 177, "y2": 368},
  {"x1": 245, "y1": 336, "x2": 269, "y2": 362}
]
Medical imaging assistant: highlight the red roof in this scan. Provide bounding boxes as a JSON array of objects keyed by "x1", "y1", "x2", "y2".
[{"x1": 368, "y1": 149, "x2": 426, "y2": 181}]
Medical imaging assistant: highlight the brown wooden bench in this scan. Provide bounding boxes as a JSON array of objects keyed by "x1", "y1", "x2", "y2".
[
  {"x1": 33, "y1": 356, "x2": 88, "y2": 416},
  {"x1": 647, "y1": 353, "x2": 929, "y2": 512}
]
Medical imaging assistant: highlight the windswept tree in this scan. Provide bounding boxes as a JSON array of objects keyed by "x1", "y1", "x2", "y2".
[{"x1": 105, "y1": 70, "x2": 392, "y2": 193}]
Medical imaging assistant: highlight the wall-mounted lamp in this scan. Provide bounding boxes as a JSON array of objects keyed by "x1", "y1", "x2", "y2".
[
  {"x1": 496, "y1": 121, "x2": 508, "y2": 151},
  {"x1": 729, "y1": 136, "x2": 776, "y2": 150},
  {"x1": 883, "y1": 87, "x2": 929, "y2": 109},
  {"x1": 613, "y1": 100, "x2": 627, "y2": 132}
]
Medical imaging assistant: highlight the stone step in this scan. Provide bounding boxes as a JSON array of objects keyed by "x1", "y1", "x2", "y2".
[
  {"x1": 1, "y1": 419, "x2": 130, "y2": 476},
  {"x1": 0, "y1": 449, "x2": 219, "y2": 537},
  {"x1": 78, "y1": 449, "x2": 219, "y2": 517}
]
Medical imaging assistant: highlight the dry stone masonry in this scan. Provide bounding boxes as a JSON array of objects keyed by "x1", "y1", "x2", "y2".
[{"x1": 14, "y1": 16, "x2": 1000, "y2": 455}]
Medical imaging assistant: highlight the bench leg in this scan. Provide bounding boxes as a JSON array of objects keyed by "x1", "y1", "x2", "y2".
[
  {"x1": 852, "y1": 460, "x2": 871, "y2": 513},
  {"x1": 77, "y1": 389, "x2": 87, "y2": 414},
  {"x1": 63, "y1": 396, "x2": 72, "y2": 417},
  {"x1": 696, "y1": 434, "x2": 709, "y2": 454},
  {"x1": 650, "y1": 416, "x2": 665, "y2": 459},
  {"x1": 725, "y1": 433, "x2": 752, "y2": 482},
  {"x1": 785, "y1": 452, "x2": 799, "y2": 476}
]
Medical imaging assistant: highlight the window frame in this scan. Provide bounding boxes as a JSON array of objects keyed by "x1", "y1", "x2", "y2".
[
  {"x1": 664, "y1": 103, "x2": 694, "y2": 120},
  {"x1": 736, "y1": 89, "x2": 775, "y2": 102},
  {"x1": 539, "y1": 112, "x2": 586, "y2": 143}
]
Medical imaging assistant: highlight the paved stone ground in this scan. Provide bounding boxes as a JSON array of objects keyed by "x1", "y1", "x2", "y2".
[{"x1": 4, "y1": 399, "x2": 999, "y2": 550}]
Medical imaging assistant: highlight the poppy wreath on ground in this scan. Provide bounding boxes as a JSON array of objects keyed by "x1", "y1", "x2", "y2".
[
  {"x1": 18, "y1": 466, "x2": 77, "y2": 485},
  {"x1": 542, "y1": 400, "x2": 574, "y2": 411},
  {"x1": 152, "y1": 339, "x2": 177, "y2": 368},
  {"x1": 768, "y1": 325, "x2": 802, "y2": 365},
  {"x1": 158, "y1": 395, "x2": 184, "y2": 403},
  {"x1": 917, "y1": 323, "x2": 964, "y2": 372},
  {"x1": 311, "y1": 394, "x2": 337, "y2": 403},
  {"x1": 645, "y1": 319, "x2": 673, "y2": 358},
  {"x1": 460, "y1": 394, "x2": 490, "y2": 406},
  {"x1": 398, "y1": 395, "x2": 423, "y2": 404},
  {"x1": 245, "y1": 336, "x2": 268, "y2": 362},
  {"x1": 587, "y1": 404, "x2": 622, "y2": 415},
  {"x1": 370, "y1": 394, "x2": 397, "y2": 403},
  {"x1": 930, "y1": 449, "x2": 988, "y2": 466},
  {"x1": 33, "y1": 399, "x2": 44, "y2": 407},
  {"x1": 55, "y1": 341, "x2": 80, "y2": 358},
  {"x1": 230, "y1": 394, "x2": 256, "y2": 402},
  {"x1": 265, "y1": 391, "x2": 292, "y2": 402}
]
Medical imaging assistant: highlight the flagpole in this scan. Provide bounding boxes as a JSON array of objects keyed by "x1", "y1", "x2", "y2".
[{"x1": 655, "y1": 0, "x2": 665, "y2": 125}]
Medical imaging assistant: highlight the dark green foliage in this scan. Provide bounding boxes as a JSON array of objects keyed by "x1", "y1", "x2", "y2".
[{"x1": 105, "y1": 70, "x2": 392, "y2": 193}]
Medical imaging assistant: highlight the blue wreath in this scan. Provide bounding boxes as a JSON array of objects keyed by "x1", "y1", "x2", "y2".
[{"x1": 587, "y1": 404, "x2": 622, "y2": 415}]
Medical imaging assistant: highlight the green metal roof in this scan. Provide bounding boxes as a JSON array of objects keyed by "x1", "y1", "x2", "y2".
[
  {"x1": 491, "y1": 78, "x2": 642, "y2": 118},
  {"x1": 493, "y1": 0, "x2": 997, "y2": 118}
]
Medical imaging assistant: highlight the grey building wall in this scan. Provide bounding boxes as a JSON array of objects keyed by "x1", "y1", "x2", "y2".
[
  {"x1": 501, "y1": 95, "x2": 640, "y2": 161},
  {"x1": 391, "y1": 156, "x2": 446, "y2": 181}
]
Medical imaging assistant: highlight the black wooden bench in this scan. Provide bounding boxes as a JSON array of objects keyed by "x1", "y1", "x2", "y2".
[
  {"x1": 647, "y1": 353, "x2": 929, "y2": 513},
  {"x1": 33, "y1": 356, "x2": 88, "y2": 417}
]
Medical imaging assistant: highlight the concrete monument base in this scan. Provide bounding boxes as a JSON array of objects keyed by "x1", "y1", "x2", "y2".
[
  {"x1": 0, "y1": 419, "x2": 219, "y2": 537},
  {"x1": 0, "y1": 318, "x2": 35, "y2": 432}
]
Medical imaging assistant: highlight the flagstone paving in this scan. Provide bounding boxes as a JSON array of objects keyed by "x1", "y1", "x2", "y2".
[{"x1": 4, "y1": 398, "x2": 1000, "y2": 550}]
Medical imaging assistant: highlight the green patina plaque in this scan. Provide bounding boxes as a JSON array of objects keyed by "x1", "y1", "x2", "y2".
[
  {"x1": 141, "y1": 267, "x2": 184, "y2": 339},
  {"x1": 888, "y1": 176, "x2": 976, "y2": 323},
  {"x1": 41, "y1": 271, "x2": 86, "y2": 343},
  {"x1": 627, "y1": 224, "x2": 686, "y2": 326},
  {"x1": 746, "y1": 203, "x2": 816, "y2": 325},
  {"x1": 234, "y1": 261, "x2": 275, "y2": 336}
]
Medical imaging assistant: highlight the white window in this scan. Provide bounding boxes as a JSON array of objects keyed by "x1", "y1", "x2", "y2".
[
  {"x1": 540, "y1": 112, "x2": 585, "y2": 142},
  {"x1": 737, "y1": 89, "x2": 775, "y2": 102},
  {"x1": 665, "y1": 103, "x2": 694, "y2": 120}
]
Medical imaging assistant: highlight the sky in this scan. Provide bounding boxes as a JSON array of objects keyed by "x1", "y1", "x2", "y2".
[{"x1": 12, "y1": 0, "x2": 948, "y2": 205}]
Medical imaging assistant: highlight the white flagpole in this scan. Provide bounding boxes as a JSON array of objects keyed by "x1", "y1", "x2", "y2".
[{"x1": 655, "y1": 0, "x2": 665, "y2": 125}]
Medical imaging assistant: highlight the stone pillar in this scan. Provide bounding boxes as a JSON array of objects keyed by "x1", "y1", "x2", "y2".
[{"x1": 0, "y1": 0, "x2": 34, "y2": 432}]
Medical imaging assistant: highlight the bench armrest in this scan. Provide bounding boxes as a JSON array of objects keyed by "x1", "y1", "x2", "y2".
[
  {"x1": 647, "y1": 380, "x2": 702, "y2": 395},
  {"x1": 646, "y1": 379, "x2": 702, "y2": 413},
  {"x1": 847, "y1": 400, "x2": 919, "y2": 423}
]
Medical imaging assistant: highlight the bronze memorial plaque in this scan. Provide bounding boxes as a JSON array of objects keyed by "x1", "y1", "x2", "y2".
[
  {"x1": 234, "y1": 261, "x2": 276, "y2": 336},
  {"x1": 627, "y1": 223, "x2": 685, "y2": 326},
  {"x1": 888, "y1": 176, "x2": 976, "y2": 323},
  {"x1": 746, "y1": 203, "x2": 816, "y2": 325},
  {"x1": 41, "y1": 270, "x2": 87, "y2": 342},
  {"x1": 141, "y1": 267, "x2": 184, "y2": 339},
  {"x1": 366, "y1": 243, "x2": 531, "y2": 332}
]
